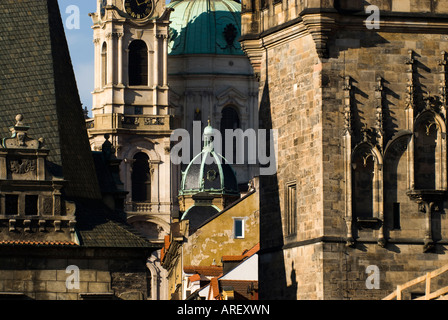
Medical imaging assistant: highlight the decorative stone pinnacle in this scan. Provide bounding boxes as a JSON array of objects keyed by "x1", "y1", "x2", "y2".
[
  {"x1": 15, "y1": 114, "x2": 24, "y2": 126},
  {"x1": 3, "y1": 114, "x2": 42, "y2": 149}
]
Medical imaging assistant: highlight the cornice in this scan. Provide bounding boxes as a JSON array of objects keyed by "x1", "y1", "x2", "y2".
[{"x1": 240, "y1": 11, "x2": 448, "y2": 61}]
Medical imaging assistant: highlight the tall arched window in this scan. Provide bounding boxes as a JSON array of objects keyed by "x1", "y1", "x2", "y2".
[
  {"x1": 352, "y1": 150, "x2": 375, "y2": 219},
  {"x1": 132, "y1": 152, "x2": 151, "y2": 202},
  {"x1": 414, "y1": 119, "x2": 437, "y2": 190},
  {"x1": 129, "y1": 40, "x2": 148, "y2": 86},
  {"x1": 220, "y1": 106, "x2": 240, "y2": 163},
  {"x1": 101, "y1": 42, "x2": 107, "y2": 87},
  {"x1": 384, "y1": 133, "x2": 411, "y2": 230}
]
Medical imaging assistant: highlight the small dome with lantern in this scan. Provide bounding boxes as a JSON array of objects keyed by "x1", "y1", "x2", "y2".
[{"x1": 179, "y1": 121, "x2": 239, "y2": 197}]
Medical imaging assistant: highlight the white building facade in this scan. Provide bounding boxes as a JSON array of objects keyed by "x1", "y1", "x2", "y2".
[
  {"x1": 88, "y1": 0, "x2": 258, "y2": 300},
  {"x1": 88, "y1": 0, "x2": 174, "y2": 300}
]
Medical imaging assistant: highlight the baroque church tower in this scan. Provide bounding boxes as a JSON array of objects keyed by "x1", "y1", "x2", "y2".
[
  {"x1": 88, "y1": 0, "x2": 174, "y2": 299},
  {"x1": 88, "y1": 0, "x2": 174, "y2": 243}
]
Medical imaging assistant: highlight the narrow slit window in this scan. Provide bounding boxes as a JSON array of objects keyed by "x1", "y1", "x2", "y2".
[{"x1": 286, "y1": 182, "x2": 297, "y2": 236}]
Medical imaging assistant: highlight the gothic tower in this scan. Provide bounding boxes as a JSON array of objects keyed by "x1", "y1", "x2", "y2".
[
  {"x1": 88, "y1": 0, "x2": 174, "y2": 299},
  {"x1": 241, "y1": 0, "x2": 448, "y2": 300}
]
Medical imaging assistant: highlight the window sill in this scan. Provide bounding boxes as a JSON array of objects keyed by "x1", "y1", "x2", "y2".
[{"x1": 356, "y1": 217, "x2": 382, "y2": 229}]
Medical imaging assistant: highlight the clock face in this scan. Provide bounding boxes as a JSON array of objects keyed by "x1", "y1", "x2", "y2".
[{"x1": 124, "y1": 0, "x2": 153, "y2": 19}]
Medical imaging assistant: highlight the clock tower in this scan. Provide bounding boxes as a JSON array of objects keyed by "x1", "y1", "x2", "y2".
[{"x1": 88, "y1": 0, "x2": 174, "y2": 299}]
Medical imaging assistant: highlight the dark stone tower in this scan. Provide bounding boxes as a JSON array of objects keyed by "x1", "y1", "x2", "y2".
[{"x1": 240, "y1": 0, "x2": 448, "y2": 299}]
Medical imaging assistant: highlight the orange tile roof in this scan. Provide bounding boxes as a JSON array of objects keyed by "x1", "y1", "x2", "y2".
[
  {"x1": 184, "y1": 265, "x2": 223, "y2": 277},
  {"x1": 243, "y1": 243, "x2": 260, "y2": 258},
  {"x1": 0, "y1": 240, "x2": 78, "y2": 246},
  {"x1": 222, "y1": 243, "x2": 260, "y2": 262},
  {"x1": 164, "y1": 235, "x2": 170, "y2": 250},
  {"x1": 188, "y1": 273, "x2": 201, "y2": 283},
  {"x1": 160, "y1": 235, "x2": 171, "y2": 262},
  {"x1": 221, "y1": 255, "x2": 244, "y2": 262},
  {"x1": 210, "y1": 277, "x2": 222, "y2": 300}
]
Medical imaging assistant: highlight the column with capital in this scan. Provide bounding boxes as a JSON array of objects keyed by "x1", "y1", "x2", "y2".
[
  {"x1": 161, "y1": 34, "x2": 168, "y2": 88},
  {"x1": 106, "y1": 32, "x2": 114, "y2": 85},
  {"x1": 93, "y1": 38, "x2": 101, "y2": 90},
  {"x1": 117, "y1": 32, "x2": 124, "y2": 86},
  {"x1": 153, "y1": 33, "x2": 159, "y2": 114}
]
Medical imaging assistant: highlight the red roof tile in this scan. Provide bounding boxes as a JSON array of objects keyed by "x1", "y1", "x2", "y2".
[
  {"x1": 188, "y1": 273, "x2": 201, "y2": 283},
  {"x1": 219, "y1": 280, "x2": 258, "y2": 300},
  {"x1": 210, "y1": 277, "x2": 222, "y2": 300},
  {"x1": 0, "y1": 240, "x2": 78, "y2": 246}
]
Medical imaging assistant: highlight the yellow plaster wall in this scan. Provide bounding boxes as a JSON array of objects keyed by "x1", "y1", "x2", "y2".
[{"x1": 183, "y1": 191, "x2": 259, "y2": 267}]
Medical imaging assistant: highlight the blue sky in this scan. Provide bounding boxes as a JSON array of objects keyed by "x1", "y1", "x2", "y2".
[{"x1": 58, "y1": 0, "x2": 97, "y2": 114}]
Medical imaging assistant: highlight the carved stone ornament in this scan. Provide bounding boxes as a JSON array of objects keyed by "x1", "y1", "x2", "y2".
[
  {"x1": 2, "y1": 114, "x2": 43, "y2": 149},
  {"x1": 8, "y1": 159, "x2": 36, "y2": 174}
]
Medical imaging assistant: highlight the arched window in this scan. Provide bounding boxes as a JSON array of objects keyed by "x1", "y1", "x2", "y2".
[
  {"x1": 384, "y1": 133, "x2": 411, "y2": 230},
  {"x1": 220, "y1": 106, "x2": 240, "y2": 163},
  {"x1": 352, "y1": 150, "x2": 375, "y2": 219},
  {"x1": 132, "y1": 152, "x2": 151, "y2": 202},
  {"x1": 129, "y1": 40, "x2": 148, "y2": 86},
  {"x1": 414, "y1": 119, "x2": 437, "y2": 190},
  {"x1": 101, "y1": 42, "x2": 107, "y2": 87},
  {"x1": 220, "y1": 106, "x2": 240, "y2": 131}
]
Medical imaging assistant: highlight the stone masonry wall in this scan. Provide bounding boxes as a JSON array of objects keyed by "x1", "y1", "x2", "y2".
[
  {"x1": 0, "y1": 250, "x2": 149, "y2": 300},
  {"x1": 257, "y1": 29, "x2": 325, "y2": 299},
  {"x1": 320, "y1": 26, "x2": 448, "y2": 300},
  {"x1": 323, "y1": 242, "x2": 448, "y2": 300},
  {"x1": 243, "y1": 0, "x2": 448, "y2": 300},
  {"x1": 322, "y1": 29, "x2": 448, "y2": 239}
]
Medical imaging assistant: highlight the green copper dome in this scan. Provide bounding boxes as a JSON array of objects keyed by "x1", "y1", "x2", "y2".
[
  {"x1": 167, "y1": 0, "x2": 244, "y2": 55},
  {"x1": 179, "y1": 123, "x2": 239, "y2": 196}
]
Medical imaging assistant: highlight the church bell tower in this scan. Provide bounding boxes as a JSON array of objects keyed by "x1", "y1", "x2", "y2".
[{"x1": 88, "y1": 0, "x2": 175, "y2": 246}]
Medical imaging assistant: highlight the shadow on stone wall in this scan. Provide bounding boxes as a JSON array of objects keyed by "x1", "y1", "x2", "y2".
[{"x1": 258, "y1": 75, "x2": 298, "y2": 299}]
